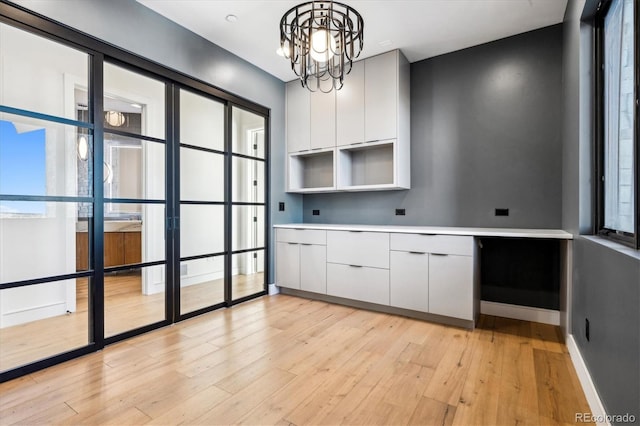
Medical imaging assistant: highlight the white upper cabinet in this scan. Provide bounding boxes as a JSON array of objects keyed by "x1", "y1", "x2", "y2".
[
  {"x1": 336, "y1": 60, "x2": 365, "y2": 146},
  {"x1": 285, "y1": 49, "x2": 410, "y2": 192},
  {"x1": 286, "y1": 81, "x2": 310, "y2": 153},
  {"x1": 364, "y1": 51, "x2": 399, "y2": 142},
  {"x1": 310, "y1": 90, "x2": 336, "y2": 150}
]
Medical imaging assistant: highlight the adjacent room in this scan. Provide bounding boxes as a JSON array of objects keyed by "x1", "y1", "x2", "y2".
[{"x1": 0, "y1": 0, "x2": 638, "y2": 425}]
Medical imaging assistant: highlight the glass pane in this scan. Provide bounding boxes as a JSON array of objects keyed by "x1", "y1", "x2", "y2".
[
  {"x1": 0, "y1": 278, "x2": 89, "y2": 372},
  {"x1": 181, "y1": 204, "x2": 224, "y2": 257},
  {"x1": 180, "y1": 256, "x2": 225, "y2": 314},
  {"x1": 0, "y1": 23, "x2": 89, "y2": 122},
  {"x1": 232, "y1": 250, "x2": 264, "y2": 300},
  {"x1": 0, "y1": 114, "x2": 92, "y2": 197},
  {"x1": 232, "y1": 157, "x2": 265, "y2": 203},
  {"x1": 103, "y1": 63, "x2": 165, "y2": 140},
  {"x1": 104, "y1": 203, "x2": 165, "y2": 265},
  {"x1": 603, "y1": 0, "x2": 635, "y2": 233},
  {"x1": 0, "y1": 201, "x2": 89, "y2": 284},
  {"x1": 180, "y1": 147, "x2": 224, "y2": 202},
  {"x1": 105, "y1": 265, "x2": 165, "y2": 337},
  {"x1": 103, "y1": 133, "x2": 165, "y2": 200},
  {"x1": 180, "y1": 89, "x2": 224, "y2": 151},
  {"x1": 232, "y1": 205, "x2": 265, "y2": 251},
  {"x1": 232, "y1": 106, "x2": 265, "y2": 158}
]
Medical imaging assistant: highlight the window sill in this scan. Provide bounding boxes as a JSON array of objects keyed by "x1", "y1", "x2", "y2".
[{"x1": 581, "y1": 235, "x2": 640, "y2": 261}]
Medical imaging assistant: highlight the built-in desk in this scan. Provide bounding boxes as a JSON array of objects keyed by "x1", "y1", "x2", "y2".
[{"x1": 274, "y1": 224, "x2": 573, "y2": 330}]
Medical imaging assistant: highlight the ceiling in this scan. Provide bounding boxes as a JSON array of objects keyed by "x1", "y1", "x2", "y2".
[{"x1": 136, "y1": 0, "x2": 568, "y2": 83}]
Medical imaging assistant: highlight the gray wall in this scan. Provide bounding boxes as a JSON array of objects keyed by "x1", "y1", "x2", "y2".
[
  {"x1": 563, "y1": 0, "x2": 640, "y2": 421},
  {"x1": 13, "y1": 0, "x2": 301, "y2": 283},
  {"x1": 304, "y1": 25, "x2": 563, "y2": 228}
]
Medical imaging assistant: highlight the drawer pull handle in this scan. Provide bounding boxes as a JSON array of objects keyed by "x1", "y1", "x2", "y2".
[
  {"x1": 287, "y1": 242, "x2": 298, "y2": 245},
  {"x1": 409, "y1": 251, "x2": 426, "y2": 255},
  {"x1": 348, "y1": 230, "x2": 363, "y2": 233},
  {"x1": 431, "y1": 253, "x2": 448, "y2": 256},
  {"x1": 348, "y1": 264, "x2": 363, "y2": 268},
  {"x1": 300, "y1": 243, "x2": 312, "y2": 246},
  {"x1": 419, "y1": 233, "x2": 437, "y2": 236}
]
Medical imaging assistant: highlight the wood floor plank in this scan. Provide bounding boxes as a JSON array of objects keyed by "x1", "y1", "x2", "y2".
[
  {"x1": 408, "y1": 397, "x2": 457, "y2": 426},
  {"x1": 534, "y1": 348, "x2": 591, "y2": 424},
  {"x1": 423, "y1": 329, "x2": 478, "y2": 406},
  {"x1": 190, "y1": 368, "x2": 296, "y2": 425},
  {"x1": 144, "y1": 384, "x2": 231, "y2": 425}
]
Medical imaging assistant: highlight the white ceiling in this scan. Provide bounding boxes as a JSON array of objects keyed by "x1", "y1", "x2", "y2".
[{"x1": 136, "y1": 0, "x2": 568, "y2": 83}]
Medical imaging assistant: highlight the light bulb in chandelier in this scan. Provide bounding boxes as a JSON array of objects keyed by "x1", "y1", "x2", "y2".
[{"x1": 309, "y1": 29, "x2": 336, "y2": 63}]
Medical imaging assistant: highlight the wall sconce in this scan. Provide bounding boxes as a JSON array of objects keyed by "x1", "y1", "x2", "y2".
[
  {"x1": 105, "y1": 110, "x2": 126, "y2": 127},
  {"x1": 77, "y1": 135, "x2": 89, "y2": 161}
]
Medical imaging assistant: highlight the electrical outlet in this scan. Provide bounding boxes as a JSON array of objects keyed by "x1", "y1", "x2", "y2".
[
  {"x1": 279, "y1": 202, "x2": 285, "y2": 211},
  {"x1": 585, "y1": 318, "x2": 590, "y2": 341},
  {"x1": 395, "y1": 208, "x2": 406, "y2": 216},
  {"x1": 495, "y1": 208, "x2": 509, "y2": 216},
  {"x1": 312, "y1": 209, "x2": 320, "y2": 216}
]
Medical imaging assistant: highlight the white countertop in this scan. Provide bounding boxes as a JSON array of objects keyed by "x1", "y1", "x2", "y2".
[{"x1": 274, "y1": 223, "x2": 573, "y2": 240}]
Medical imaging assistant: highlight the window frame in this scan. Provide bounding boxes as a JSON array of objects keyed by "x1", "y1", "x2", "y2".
[{"x1": 595, "y1": 0, "x2": 640, "y2": 249}]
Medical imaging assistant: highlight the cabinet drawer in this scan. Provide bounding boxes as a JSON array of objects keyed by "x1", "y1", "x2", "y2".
[
  {"x1": 276, "y1": 228, "x2": 326, "y2": 245},
  {"x1": 327, "y1": 263, "x2": 389, "y2": 305},
  {"x1": 390, "y1": 233, "x2": 473, "y2": 256},
  {"x1": 327, "y1": 230, "x2": 389, "y2": 268}
]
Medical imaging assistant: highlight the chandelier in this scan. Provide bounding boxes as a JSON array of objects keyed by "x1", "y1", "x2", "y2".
[{"x1": 280, "y1": 1, "x2": 364, "y2": 93}]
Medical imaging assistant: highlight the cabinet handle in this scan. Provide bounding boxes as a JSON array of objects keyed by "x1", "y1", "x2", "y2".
[
  {"x1": 300, "y1": 243, "x2": 312, "y2": 246},
  {"x1": 419, "y1": 233, "x2": 437, "y2": 236},
  {"x1": 348, "y1": 264, "x2": 363, "y2": 268},
  {"x1": 287, "y1": 242, "x2": 298, "y2": 245},
  {"x1": 311, "y1": 148, "x2": 323, "y2": 151},
  {"x1": 431, "y1": 253, "x2": 448, "y2": 256},
  {"x1": 409, "y1": 251, "x2": 427, "y2": 255},
  {"x1": 348, "y1": 230, "x2": 363, "y2": 233}
]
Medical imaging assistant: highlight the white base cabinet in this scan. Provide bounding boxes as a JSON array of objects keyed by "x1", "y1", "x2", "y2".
[
  {"x1": 276, "y1": 242, "x2": 300, "y2": 289},
  {"x1": 327, "y1": 263, "x2": 389, "y2": 306},
  {"x1": 276, "y1": 229, "x2": 326, "y2": 293},
  {"x1": 300, "y1": 244, "x2": 327, "y2": 294},
  {"x1": 390, "y1": 251, "x2": 429, "y2": 312},
  {"x1": 276, "y1": 225, "x2": 478, "y2": 327},
  {"x1": 428, "y1": 254, "x2": 474, "y2": 320}
]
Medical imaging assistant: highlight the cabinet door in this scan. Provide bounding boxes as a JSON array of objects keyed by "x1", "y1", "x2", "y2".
[
  {"x1": 300, "y1": 244, "x2": 326, "y2": 294},
  {"x1": 124, "y1": 232, "x2": 141, "y2": 265},
  {"x1": 390, "y1": 251, "x2": 428, "y2": 312},
  {"x1": 310, "y1": 91, "x2": 336, "y2": 149},
  {"x1": 336, "y1": 60, "x2": 364, "y2": 146},
  {"x1": 365, "y1": 51, "x2": 397, "y2": 142},
  {"x1": 286, "y1": 81, "x2": 310, "y2": 153},
  {"x1": 428, "y1": 254, "x2": 473, "y2": 320},
  {"x1": 276, "y1": 242, "x2": 300, "y2": 289},
  {"x1": 104, "y1": 232, "x2": 125, "y2": 267},
  {"x1": 327, "y1": 263, "x2": 389, "y2": 305}
]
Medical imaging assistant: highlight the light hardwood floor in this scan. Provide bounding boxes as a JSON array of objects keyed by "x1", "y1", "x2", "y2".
[
  {"x1": 0, "y1": 271, "x2": 264, "y2": 372},
  {"x1": 0, "y1": 294, "x2": 592, "y2": 425}
]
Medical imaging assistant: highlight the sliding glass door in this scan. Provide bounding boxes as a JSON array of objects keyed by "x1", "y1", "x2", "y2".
[
  {"x1": 0, "y1": 9, "x2": 269, "y2": 381},
  {"x1": 231, "y1": 106, "x2": 267, "y2": 301},
  {"x1": 177, "y1": 89, "x2": 226, "y2": 316},
  {"x1": 102, "y1": 62, "x2": 169, "y2": 337}
]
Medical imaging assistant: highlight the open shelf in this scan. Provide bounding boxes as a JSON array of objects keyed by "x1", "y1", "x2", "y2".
[
  {"x1": 338, "y1": 141, "x2": 399, "y2": 190},
  {"x1": 287, "y1": 149, "x2": 335, "y2": 192}
]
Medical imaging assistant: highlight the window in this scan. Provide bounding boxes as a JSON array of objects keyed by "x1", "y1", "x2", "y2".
[{"x1": 597, "y1": 0, "x2": 639, "y2": 248}]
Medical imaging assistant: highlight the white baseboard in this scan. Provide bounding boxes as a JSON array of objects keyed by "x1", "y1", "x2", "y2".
[
  {"x1": 480, "y1": 301, "x2": 560, "y2": 325},
  {"x1": 566, "y1": 335, "x2": 610, "y2": 426},
  {"x1": 268, "y1": 283, "x2": 280, "y2": 295}
]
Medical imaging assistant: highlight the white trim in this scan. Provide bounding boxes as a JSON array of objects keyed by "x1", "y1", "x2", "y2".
[
  {"x1": 480, "y1": 300, "x2": 560, "y2": 325},
  {"x1": 566, "y1": 335, "x2": 610, "y2": 426},
  {"x1": 268, "y1": 283, "x2": 280, "y2": 295}
]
